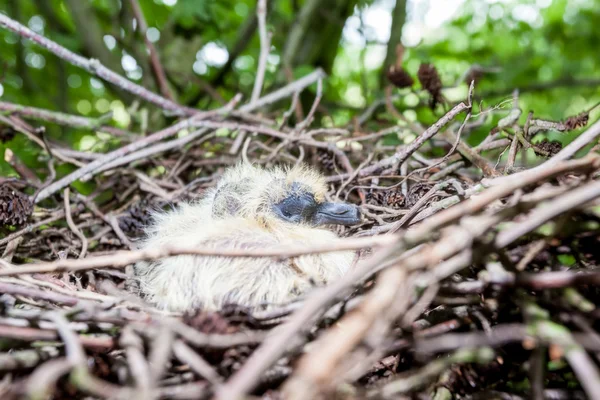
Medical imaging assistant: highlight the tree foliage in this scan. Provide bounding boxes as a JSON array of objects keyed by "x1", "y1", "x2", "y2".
[{"x1": 0, "y1": 1, "x2": 598, "y2": 175}]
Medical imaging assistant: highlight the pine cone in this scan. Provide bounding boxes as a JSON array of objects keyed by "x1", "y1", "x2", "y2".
[
  {"x1": 220, "y1": 345, "x2": 253, "y2": 375},
  {"x1": 367, "y1": 189, "x2": 406, "y2": 208},
  {"x1": 118, "y1": 200, "x2": 154, "y2": 236},
  {"x1": 417, "y1": 63, "x2": 444, "y2": 109},
  {"x1": 407, "y1": 183, "x2": 434, "y2": 207},
  {"x1": 464, "y1": 68, "x2": 484, "y2": 86},
  {"x1": 366, "y1": 191, "x2": 384, "y2": 206},
  {"x1": 316, "y1": 149, "x2": 336, "y2": 171},
  {"x1": 0, "y1": 126, "x2": 16, "y2": 143},
  {"x1": 564, "y1": 112, "x2": 589, "y2": 130},
  {"x1": 183, "y1": 309, "x2": 237, "y2": 334},
  {"x1": 386, "y1": 66, "x2": 414, "y2": 89},
  {"x1": 534, "y1": 139, "x2": 562, "y2": 158},
  {"x1": 0, "y1": 184, "x2": 33, "y2": 226},
  {"x1": 383, "y1": 190, "x2": 405, "y2": 208}
]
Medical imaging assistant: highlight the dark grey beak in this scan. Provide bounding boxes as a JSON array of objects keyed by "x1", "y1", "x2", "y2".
[{"x1": 314, "y1": 202, "x2": 361, "y2": 226}]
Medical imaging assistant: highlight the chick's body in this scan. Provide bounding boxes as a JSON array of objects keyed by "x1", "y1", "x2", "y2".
[{"x1": 134, "y1": 164, "x2": 358, "y2": 312}]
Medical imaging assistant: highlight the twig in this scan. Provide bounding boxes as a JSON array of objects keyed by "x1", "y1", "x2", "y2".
[
  {"x1": 413, "y1": 155, "x2": 598, "y2": 227},
  {"x1": 414, "y1": 324, "x2": 600, "y2": 354},
  {"x1": 172, "y1": 340, "x2": 223, "y2": 385},
  {"x1": 166, "y1": 320, "x2": 267, "y2": 349},
  {"x1": 129, "y1": 0, "x2": 175, "y2": 101},
  {"x1": 230, "y1": 68, "x2": 321, "y2": 155},
  {"x1": 0, "y1": 13, "x2": 192, "y2": 115},
  {"x1": 358, "y1": 102, "x2": 470, "y2": 176},
  {"x1": 63, "y1": 188, "x2": 88, "y2": 258},
  {"x1": 238, "y1": 68, "x2": 326, "y2": 113},
  {"x1": 0, "y1": 100, "x2": 135, "y2": 138},
  {"x1": 148, "y1": 324, "x2": 175, "y2": 382},
  {"x1": 516, "y1": 240, "x2": 546, "y2": 271},
  {"x1": 532, "y1": 319, "x2": 600, "y2": 400},
  {"x1": 282, "y1": 265, "x2": 407, "y2": 399},
  {"x1": 250, "y1": 0, "x2": 270, "y2": 103},
  {"x1": 368, "y1": 348, "x2": 494, "y2": 398},
  {"x1": 120, "y1": 325, "x2": 152, "y2": 399},
  {"x1": 0, "y1": 235, "x2": 395, "y2": 277},
  {"x1": 108, "y1": 215, "x2": 135, "y2": 250},
  {"x1": 0, "y1": 210, "x2": 71, "y2": 247},
  {"x1": 295, "y1": 78, "x2": 323, "y2": 131},
  {"x1": 529, "y1": 118, "x2": 600, "y2": 171},
  {"x1": 0, "y1": 324, "x2": 114, "y2": 351},
  {"x1": 32, "y1": 95, "x2": 240, "y2": 203},
  {"x1": 105, "y1": 71, "x2": 324, "y2": 168},
  {"x1": 92, "y1": 129, "x2": 216, "y2": 176},
  {"x1": 495, "y1": 179, "x2": 600, "y2": 248},
  {"x1": 26, "y1": 358, "x2": 74, "y2": 400},
  {"x1": 49, "y1": 312, "x2": 127, "y2": 398},
  {"x1": 0, "y1": 281, "x2": 79, "y2": 306},
  {"x1": 0, "y1": 114, "x2": 83, "y2": 166},
  {"x1": 530, "y1": 346, "x2": 546, "y2": 400}
]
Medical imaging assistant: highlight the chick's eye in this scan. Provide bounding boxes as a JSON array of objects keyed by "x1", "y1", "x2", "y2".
[
  {"x1": 274, "y1": 196, "x2": 308, "y2": 222},
  {"x1": 281, "y1": 206, "x2": 294, "y2": 218},
  {"x1": 283, "y1": 203, "x2": 303, "y2": 217}
]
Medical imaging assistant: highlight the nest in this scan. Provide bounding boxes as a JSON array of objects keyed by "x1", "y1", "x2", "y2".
[{"x1": 0, "y1": 23, "x2": 600, "y2": 400}]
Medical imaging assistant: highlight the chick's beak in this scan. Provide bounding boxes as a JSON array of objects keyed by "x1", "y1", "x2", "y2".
[{"x1": 314, "y1": 202, "x2": 361, "y2": 226}]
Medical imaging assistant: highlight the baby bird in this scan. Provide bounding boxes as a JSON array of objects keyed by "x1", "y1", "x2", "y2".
[{"x1": 133, "y1": 163, "x2": 361, "y2": 312}]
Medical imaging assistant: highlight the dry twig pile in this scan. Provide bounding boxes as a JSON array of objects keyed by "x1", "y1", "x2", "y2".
[{"x1": 1, "y1": 12, "x2": 600, "y2": 400}]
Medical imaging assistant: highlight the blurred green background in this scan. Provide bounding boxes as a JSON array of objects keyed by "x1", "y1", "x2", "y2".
[{"x1": 0, "y1": 0, "x2": 599, "y2": 180}]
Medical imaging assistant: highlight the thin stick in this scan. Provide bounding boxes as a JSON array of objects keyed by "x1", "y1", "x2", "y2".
[
  {"x1": 250, "y1": 0, "x2": 270, "y2": 103},
  {"x1": 0, "y1": 211, "x2": 69, "y2": 247},
  {"x1": 31, "y1": 98, "x2": 236, "y2": 203},
  {"x1": 129, "y1": 0, "x2": 175, "y2": 101},
  {"x1": 63, "y1": 188, "x2": 88, "y2": 258},
  {"x1": 495, "y1": 179, "x2": 600, "y2": 248},
  {"x1": 0, "y1": 100, "x2": 135, "y2": 138},
  {"x1": 531, "y1": 118, "x2": 600, "y2": 170},
  {"x1": 0, "y1": 13, "x2": 193, "y2": 116},
  {"x1": 238, "y1": 68, "x2": 326, "y2": 113},
  {"x1": 282, "y1": 265, "x2": 407, "y2": 399},
  {"x1": 295, "y1": 78, "x2": 323, "y2": 130},
  {"x1": 93, "y1": 129, "x2": 215, "y2": 175},
  {"x1": 34, "y1": 70, "x2": 325, "y2": 202},
  {"x1": 0, "y1": 235, "x2": 396, "y2": 277},
  {"x1": 358, "y1": 102, "x2": 470, "y2": 176},
  {"x1": 172, "y1": 340, "x2": 223, "y2": 385}
]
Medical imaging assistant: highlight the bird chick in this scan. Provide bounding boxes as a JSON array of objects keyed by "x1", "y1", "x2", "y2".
[{"x1": 133, "y1": 163, "x2": 361, "y2": 312}]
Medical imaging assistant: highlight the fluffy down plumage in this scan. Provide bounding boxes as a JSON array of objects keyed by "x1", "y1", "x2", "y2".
[{"x1": 133, "y1": 163, "x2": 358, "y2": 312}]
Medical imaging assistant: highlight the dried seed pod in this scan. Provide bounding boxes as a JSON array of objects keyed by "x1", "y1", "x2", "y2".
[
  {"x1": 367, "y1": 189, "x2": 406, "y2": 208},
  {"x1": 0, "y1": 184, "x2": 33, "y2": 226},
  {"x1": 407, "y1": 183, "x2": 434, "y2": 207},
  {"x1": 0, "y1": 126, "x2": 16, "y2": 143},
  {"x1": 417, "y1": 63, "x2": 444, "y2": 109},
  {"x1": 383, "y1": 190, "x2": 406, "y2": 208},
  {"x1": 183, "y1": 309, "x2": 237, "y2": 334},
  {"x1": 464, "y1": 68, "x2": 485, "y2": 86},
  {"x1": 386, "y1": 66, "x2": 414, "y2": 89},
  {"x1": 564, "y1": 112, "x2": 589, "y2": 130},
  {"x1": 534, "y1": 139, "x2": 562, "y2": 158},
  {"x1": 118, "y1": 200, "x2": 154, "y2": 236},
  {"x1": 220, "y1": 344, "x2": 253, "y2": 375},
  {"x1": 366, "y1": 191, "x2": 384, "y2": 206},
  {"x1": 316, "y1": 149, "x2": 336, "y2": 171}
]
